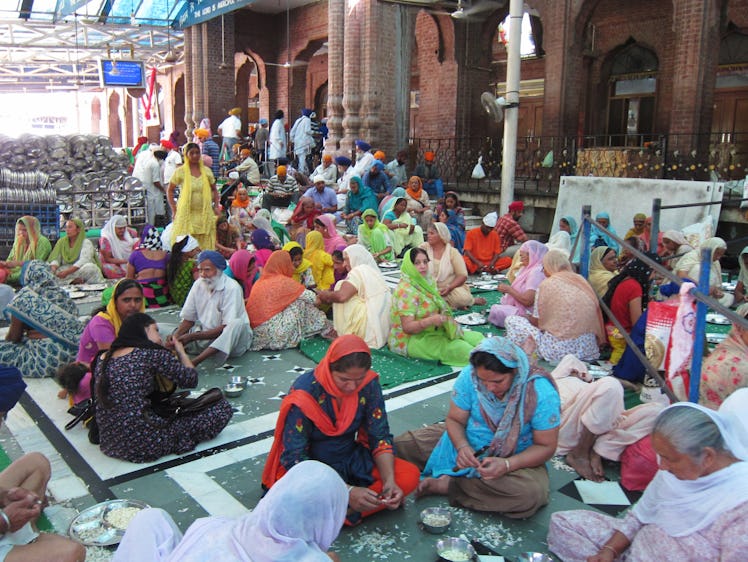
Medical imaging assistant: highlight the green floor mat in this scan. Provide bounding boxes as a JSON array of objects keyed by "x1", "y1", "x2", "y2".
[
  {"x1": 0, "y1": 446, "x2": 54, "y2": 532},
  {"x1": 299, "y1": 337, "x2": 455, "y2": 388}
]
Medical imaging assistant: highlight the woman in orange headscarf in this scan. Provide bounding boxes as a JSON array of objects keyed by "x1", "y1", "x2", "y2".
[
  {"x1": 262, "y1": 334, "x2": 420, "y2": 525},
  {"x1": 245, "y1": 251, "x2": 332, "y2": 350},
  {"x1": 404, "y1": 176, "x2": 433, "y2": 232}
]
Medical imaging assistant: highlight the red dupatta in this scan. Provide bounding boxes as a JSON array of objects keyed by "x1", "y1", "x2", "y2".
[{"x1": 262, "y1": 335, "x2": 378, "y2": 489}]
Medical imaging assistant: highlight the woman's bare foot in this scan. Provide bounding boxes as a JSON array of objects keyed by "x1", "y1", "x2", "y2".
[
  {"x1": 473, "y1": 297, "x2": 487, "y2": 305},
  {"x1": 566, "y1": 451, "x2": 604, "y2": 482},
  {"x1": 416, "y1": 475, "x2": 451, "y2": 497},
  {"x1": 590, "y1": 451, "x2": 605, "y2": 480}
]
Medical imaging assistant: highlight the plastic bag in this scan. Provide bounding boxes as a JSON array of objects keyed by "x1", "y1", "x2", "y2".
[
  {"x1": 541, "y1": 150, "x2": 554, "y2": 168},
  {"x1": 471, "y1": 156, "x2": 486, "y2": 180}
]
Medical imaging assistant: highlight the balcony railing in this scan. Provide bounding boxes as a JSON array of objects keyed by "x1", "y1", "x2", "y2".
[{"x1": 410, "y1": 132, "x2": 747, "y2": 200}]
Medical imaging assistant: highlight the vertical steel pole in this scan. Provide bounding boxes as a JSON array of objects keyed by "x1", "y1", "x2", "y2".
[
  {"x1": 580, "y1": 205, "x2": 592, "y2": 279},
  {"x1": 688, "y1": 248, "x2": 712, "y2": 403},
  {"x1": 651, "y1": 198, "x2": 661, "y2": 253}
]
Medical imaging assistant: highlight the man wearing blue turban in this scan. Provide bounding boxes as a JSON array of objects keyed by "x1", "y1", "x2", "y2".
[
  {"x1": 170, "y1": 250, "x2": 252, "y2": 366},
  {"x1": 362, "y1": 159, "x2": 392, "y2": 200}
]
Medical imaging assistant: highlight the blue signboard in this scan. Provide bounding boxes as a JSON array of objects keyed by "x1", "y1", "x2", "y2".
[{"x1": 176, "y1": 0, "x2": 255, "y2": 28}]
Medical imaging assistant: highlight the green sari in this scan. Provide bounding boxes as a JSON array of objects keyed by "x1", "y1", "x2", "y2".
[
  {"x1": 357, "y1": 209, "x2": 393, "y2": 261},
  {"x1": 388, "y1": 249, "x2": 483, "y2": 366}
]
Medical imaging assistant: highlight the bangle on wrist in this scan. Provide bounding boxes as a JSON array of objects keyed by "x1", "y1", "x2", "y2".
[
  {"x1": 504, "y1": 458, "x2": 511, "y2": 472},
  {"x1": 0, "y1": 510, "x2": 10, "y2": 534},
  {"x1": 346, "y1": 484, "x2": 354, "y2": 493},
  {"x1": 457, "y1": 444, "x2": 471, "y2": 451},
  {"x1": 601, "y1": 545, "x2": 618, "y2": 557}
]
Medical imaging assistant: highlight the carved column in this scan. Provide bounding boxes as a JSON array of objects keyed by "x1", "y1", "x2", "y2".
[
  {"x1": 326, "y1": 0, "x2": 345, "y2": 151},
  {"x1": 183, "y1": 26, "x2": 195, "y2": 136},
  {"x1": 341, "y1": 0, "x2": 362, "y2": 153}
]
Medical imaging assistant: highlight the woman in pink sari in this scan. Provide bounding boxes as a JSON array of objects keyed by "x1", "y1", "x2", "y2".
[
  {"x1": 314, "y1": 213, "x2": 347, "y2": 254},
  {"x1": 488, "y1": 240, "x2": 548, "y2": 328},
  {"x1": 228, "y1": 249, "x2": 259, "y2": 299}
]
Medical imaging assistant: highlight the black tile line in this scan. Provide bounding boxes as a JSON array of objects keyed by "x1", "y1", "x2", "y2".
[{"x1": 19, "y1": 393, "x2": 114, "y2": 503}]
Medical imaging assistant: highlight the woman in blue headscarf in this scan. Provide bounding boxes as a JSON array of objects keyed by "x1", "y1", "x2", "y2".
[
  {"x1": 341, "y1": 176, "x2": 378, "y2": 235},
  {"x1": 394, "y1": 337, "x2": 560, "y2": 517},
  {"x1": 589, "y1": 211, "x2": 620, "y2": 253}
]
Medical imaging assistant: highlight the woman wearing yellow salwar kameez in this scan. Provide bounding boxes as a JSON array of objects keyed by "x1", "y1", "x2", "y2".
[
  {"x1": 317, "y1": 244, "x2": 392, "y2": 349},
  {"x1": 303, "y1": 231, "x2": 335, "y2": 290},
  {"x1": 167, "y1": 142, "x2": 220, "y2": 250}
]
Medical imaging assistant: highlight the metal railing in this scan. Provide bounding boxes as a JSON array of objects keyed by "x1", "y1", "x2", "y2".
[
  {"x1": 410, "y1": 131, "x2": 747, "y2": 199},
  {"x1": 577, "y1": 204, "x2": 748, "y2": 403}
]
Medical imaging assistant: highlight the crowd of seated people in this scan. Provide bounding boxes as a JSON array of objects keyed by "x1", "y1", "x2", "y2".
[{"x1": 2, "y1": 140, "x2": 748, "y2": 562}]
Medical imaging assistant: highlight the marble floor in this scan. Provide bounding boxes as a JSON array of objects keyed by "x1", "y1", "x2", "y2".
[{"x1": 1, "y1": 300, "x2": 633, "y2": 561}]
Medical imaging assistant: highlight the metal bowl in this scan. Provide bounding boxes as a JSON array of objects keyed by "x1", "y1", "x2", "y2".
[
  {"x1": 420, "y1": 507, "x2": 452, "y2": 534},
  {"x1": 436, "y1": 537, "x2": 476, "y2": 561},
  {"x1": 515, "y1": 553, "x2": 554, "y2": 562},
  {"x1": 223, "y1": 383, "x2": 244, "y2": 398},
  {"x1": 230, "y1": 375, "x2": 246, "y2": 387}
]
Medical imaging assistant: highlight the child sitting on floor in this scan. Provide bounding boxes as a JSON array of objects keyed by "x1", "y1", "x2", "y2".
[{"x1": 56, "y1": 362, "x2": 92, "y2": 405}]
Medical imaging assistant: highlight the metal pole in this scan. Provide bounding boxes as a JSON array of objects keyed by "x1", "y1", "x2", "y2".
[
  {"x1": 651, "y1": 198, "x2": 661, "y2": 252},
  {"x1": 499, "y1": 0, "x2": 522, "y2": 215},
  {"x1": 688, "y1": 248, "x2": 712, "y2": 403},
  {"x1": 580, "y1": 205, "x2": 592, "y2": 278}
]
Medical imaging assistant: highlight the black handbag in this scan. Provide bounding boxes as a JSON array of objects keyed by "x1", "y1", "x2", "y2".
[{"x1": 144, "y1": 387, "x2": 224, "y2": 427}]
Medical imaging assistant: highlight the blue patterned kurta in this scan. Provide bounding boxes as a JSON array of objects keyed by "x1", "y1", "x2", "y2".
[{"x1": 280, "y1": 370, "x2": 393, "y2": 486}]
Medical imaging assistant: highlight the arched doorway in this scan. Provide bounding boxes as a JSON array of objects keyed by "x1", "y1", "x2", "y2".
[{"x1": 314, "y1": 81, "x2": 327, "y2": 118}]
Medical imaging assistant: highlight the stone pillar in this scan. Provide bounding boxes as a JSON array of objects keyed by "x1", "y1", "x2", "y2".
[
  {"x1": 183, "y1": 26, "x2": 195, "y2": 136},
  {"x1": 341, "y1": 0, "x2": 362, "y2": 153},
  {"x1": 190, "y1": 24, "x2": 204, "y2": 129},
  {"x1": 326, "y1": 0, "x2": 345, "y2": 151},
  {"x1": 359, "y1": 0, "x2": 381, "y2": 146}
]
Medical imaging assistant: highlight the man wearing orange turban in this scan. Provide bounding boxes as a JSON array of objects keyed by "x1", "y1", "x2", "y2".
[
  {"x1": 264, "y1": 164, "x2": 299, "y2": 210},
  {"x1": 414, "y1": 150, "x2": 444, "y2": 198}
]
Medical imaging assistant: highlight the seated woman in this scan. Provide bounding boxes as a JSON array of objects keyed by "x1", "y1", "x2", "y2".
[
  {"x1": 303, "y1": 231, "x2": 335, "y2": 290},
  {"x1": 389, "y1": 248, "x2": 483, "y2": 366},
  {"x1": 547, "y1": 391, "x2": 748, "y2": 561},
  {"x1": 546, "y1": 230, "x2": 572, "y2": 259},
  {"x1": 677, "y1": 237, "x2": 732, "y2": 307},
  {"x1": 0, "y1": 216, "x2": 52, "y2": 285},
  {"x1": 550, "y1": 354, "x2": 664, "y2": 481},
  {"x1": 127, "y1": 225, "x2": 170, "y2": 308},
  {"x1": 587, "y1": 246, "x2": 618, "y2": 298},
  {"x1": 254, "y1": 208, "x2": 291, "y2": 247},
  {"x1": 488, "y1": 240, "x2": 548, "y2": 329},
  {"x1": 618, "y1": 236, "x2": 647, "y2": 269},
  {"x1": 114, "y1": 460, "x2": 347, "y2": 562},
  {"x1": 228, "y1": 249, "x2": 259, "y2": 298},
  {"x1": 250, "y1": 229, "x2": 276, "y2": 267},
  {"x1": 0, "y1": 452, "x2": 85, "y2": 562},
  {"x1": 262, "y1": 335, "x2": 420, "y2": 525},
  {"x1": 215, "y1": 216, "x2": 241, "y2": 259},
  {"x1": 0, "y1": 261, "x2": 83, "y2": 378},
  {"x1": 99, "y1": 215, "x2": 138, "y2": 279},
  {"x1": 341, "y1": 177, "x2": 378, "y2": 235},
  {"x1": 434, "y1": 191, "x2": 466, "y2": 252},
  {"x1": 166, "y1": 235, "x2": 200, "y2": 307},
  {"x1": 394, "y1": 337, "x2": 560, "y2": 518},
  {"x1": 95, "y1": 313, "x2": 232, "y2": 463},
  {"x1": 317, "y1": 244, "x2": 392, "y2": 349},
  {"x1": 404, "y1": 176, "x2": 433, "y2": 232},
  {"x1": 506, "y1": 250, "x2": 605, "y2": 363},
  {"x1": 288, "y1": 195, "x2": 320, "y2": 245},
  {"x1": 47, "y1": 218, "x2": 104, "y2": 285},
  {"x1": 282, "y1": 242, "x2": 315, "y2": 288},
  {"x1": 661, "y1": 230, "x2": 693, "y2": 272},
  {"x1": 378, "y1": 186, "x2": 406, "y2": 218},
  {"x1": 699, "y1": 303, "x2": 748, "y2": 410},
  {"x1": 381, "y1": 197, "x2": 424, "y2": 257},
  {"x1": 589, "y1": 211, "x2": 619, "y2": 253},
  {"x1": 602, "y1": 257, "x2": 657, "y2": 365},
  {"x1": 315, "y1": 213, "x2": 347, "y2": 254},
  {"x1": 421, "y1": 223, "x2": 485, "y2": 310},
  {"x1": 77, "y1": 279, "x2": 145, "y2": 366},
  {"x1": 357, "y1": 209, "x2": 394, "y2": 263},
  {"x1": 246, "y1": 251, "x2": 332, "y2": 350}
]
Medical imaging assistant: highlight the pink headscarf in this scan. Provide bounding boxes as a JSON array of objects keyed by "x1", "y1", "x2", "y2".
[
  {"x1": 501, "y1": 240, "x2": 548, "y2": 308},
  {"x1": 316, "y1": 214, "x2": 347, "y2": 254},
  {"x1": 228, "y1": 250, "x2": 258, "y2": 299}
]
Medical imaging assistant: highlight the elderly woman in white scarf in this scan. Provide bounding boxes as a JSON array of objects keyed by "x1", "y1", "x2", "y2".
[
  {"x1": 99, "y1": 215, "x2": 138, "y2": 279},
  {"x1": 113, "y1": 460, "x2": 348, "y2": 562},
  {"x1": 661, "y1": 230, "x2": 693, "y2": 272},
  {"x1": 548, "y1": 389, "x2": 748, "y2": 561},
  {"x1": 676, "y1": 237, "x2": 732, "y2": 307},
  {"x1": 420, "y1": 222, "x2": 486, "y2": 310}
]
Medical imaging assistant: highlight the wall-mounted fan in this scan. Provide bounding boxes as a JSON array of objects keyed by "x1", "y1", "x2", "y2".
[{"x1": 480, "y1": 91, "x2": 518, "y2": 123}]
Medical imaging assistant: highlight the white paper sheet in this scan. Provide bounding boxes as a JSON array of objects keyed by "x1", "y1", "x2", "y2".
[{"x1": 574, "y1": 480, "x2": 631, "y2": 506}]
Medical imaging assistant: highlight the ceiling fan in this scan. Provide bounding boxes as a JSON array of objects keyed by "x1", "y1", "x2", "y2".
[
  {"x1": 265, "y1": 0, "x2": 309, "y2": 69},
  {"x1": 423, "y1": 0, "x2": 503, "y2": 21}
]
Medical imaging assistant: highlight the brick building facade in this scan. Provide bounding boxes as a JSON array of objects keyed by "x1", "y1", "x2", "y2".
[{"x1": 152, "y1": 0, "x2": 747, "y2": 178}]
